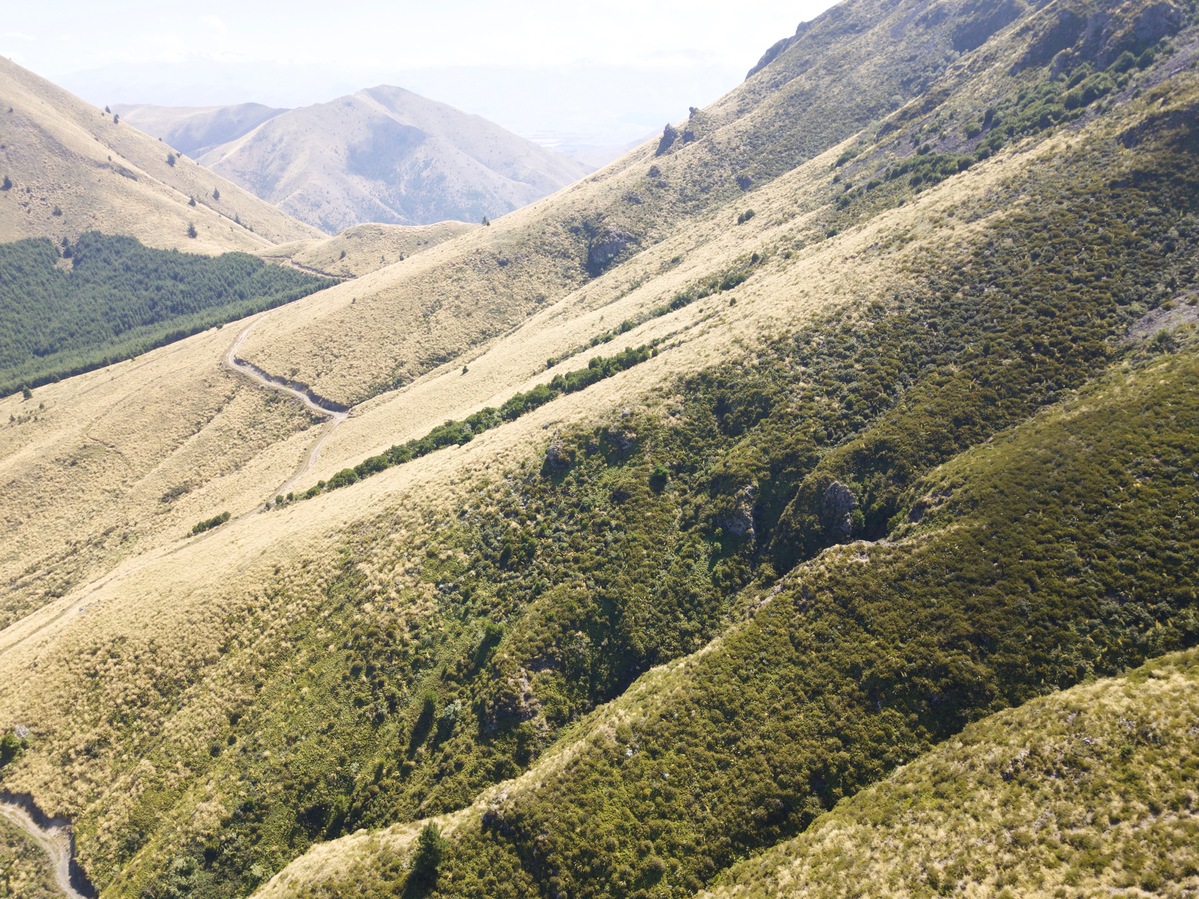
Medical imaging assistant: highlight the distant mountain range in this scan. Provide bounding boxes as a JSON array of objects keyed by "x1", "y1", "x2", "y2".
[
  {"x1": 113, "y1": 102, "x2": 287, "y2": 158},
  {"x1": 120, "y1": 87, "x2": 592, "y2": 234}
]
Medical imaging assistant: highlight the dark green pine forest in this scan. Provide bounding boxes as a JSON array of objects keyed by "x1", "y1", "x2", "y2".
[{"x1": 0, "y1": 232, "x2": 332, "y2": 397}]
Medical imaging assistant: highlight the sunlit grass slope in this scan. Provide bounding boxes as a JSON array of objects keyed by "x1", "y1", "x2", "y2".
[
  {"x1": 237, "y1": 0, "x2": 1036, "y2": 405},
  {"x1": 263, "y1": 221, "x2": 477, "y2": 279},
  {"x1": 0, "y1": 58, "x2": 321, "y2": 253}
]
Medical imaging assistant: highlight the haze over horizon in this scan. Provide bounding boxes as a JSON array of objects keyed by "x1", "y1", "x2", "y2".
[{"x1": 0, "y1": 0, "x2": 838, "y2": 154}]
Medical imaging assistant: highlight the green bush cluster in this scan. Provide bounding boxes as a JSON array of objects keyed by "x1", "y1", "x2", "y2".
[
  {"x1": 301, "y1": 345, "x2": 656, "y2": 500},
  {"x1": 189, "y1": 512, "x2": 231, "y2": 536},
  {"x1": 0, "y1": 731, "x2": 25, "y2": 770}
]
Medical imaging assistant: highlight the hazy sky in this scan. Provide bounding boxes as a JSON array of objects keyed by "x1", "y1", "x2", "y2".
[{"x1": 1, "y1": 1, "x2": 839, "y2": 151}]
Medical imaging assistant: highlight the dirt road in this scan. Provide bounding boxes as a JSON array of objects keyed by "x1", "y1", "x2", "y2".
[
  {"x1": 222, "y1": 318, "x2": 349, "y2": 496},
  {"x1": 0, "y1": 801, "x2": 90, "y2": 898}
]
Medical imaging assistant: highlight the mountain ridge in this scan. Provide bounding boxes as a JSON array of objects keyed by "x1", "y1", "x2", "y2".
[
  {"x1": 0, "y1": 57, "x2": 321, "y2": 253},
  {"x1": 151, "y1": 85, "x2": 594, "y2": 234},
  {"x1": 114, "y1": 103, "x2": 287, "y2": 158}
]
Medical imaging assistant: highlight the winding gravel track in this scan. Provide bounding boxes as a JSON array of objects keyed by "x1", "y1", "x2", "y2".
[
  {"x1": 0, "y1": 802, "x2": 88, "y2": 898},
  {"x1": 221, "y1": 317, "x2": 349, "y2": 496}
]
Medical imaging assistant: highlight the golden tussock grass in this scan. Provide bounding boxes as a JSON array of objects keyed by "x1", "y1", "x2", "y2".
[
  {"x1": 263, "y1": 220, "x2": 477, "y2": 279},
  {"x1": 0, "y1": 57, "x2": 320, "y2": 253}
]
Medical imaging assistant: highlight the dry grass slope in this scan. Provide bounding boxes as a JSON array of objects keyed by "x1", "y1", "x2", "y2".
[
  {"x1": 263, "y1": 221, "x2": 477, "y2": 279},
  {"x1": 0, "y1": 58, "x2": 321, "y2": 253}
]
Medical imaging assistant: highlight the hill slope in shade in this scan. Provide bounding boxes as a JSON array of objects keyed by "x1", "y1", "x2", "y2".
[
  {"x1": 115, "y1": 102, "x2": 287, "y2": 158},
  {"x1": 195, "y1": 86, "x2": 592, "y2": 233},
  {"x1": 0, "y1": 0, "x2": 1197, "y2": 894},
  {"x1": 0, "y1": 58, "x2": 322, "y2": 253}
]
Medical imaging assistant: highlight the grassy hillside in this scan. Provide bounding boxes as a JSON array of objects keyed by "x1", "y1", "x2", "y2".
[
  {"x1": 705, "y1": 647, "x2": 1199, "y2": 897},
  {"x1": 263, "y1": 222, "x2": 477, "y2": 279},
  {"x1": 233, "y1": 0, "x2": 1194, "y2": 409},
  {"x1": 0, "y1": 233, "x2": 332, "y2": 396},
  {"x1": 0, "y1": 58, "x2": 321, "y2": 253},
  {"x1": 197, "y1": 87, "x2": 590, "y2": 234},
  {"x1": 235, "y1": 0, "x2": 1013, "y2": 405},
  {"x1": 0, "y1": 0, "x2": 1196, "y2": 894}
]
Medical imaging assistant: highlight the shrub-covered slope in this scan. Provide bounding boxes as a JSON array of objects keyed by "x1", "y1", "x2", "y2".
[
  {"x1": 254, "y1": 334, "x2": 1199, "y2": 898},
  {"x1": 1, "y1": 0, "x2": 1198, "y2": 894},
  {"x1": 704, "y1": 648, "x2": 1199, "y2": 898},
  {"x1": 122, "y1": 57, "x2": 1199, "y2": 897}
]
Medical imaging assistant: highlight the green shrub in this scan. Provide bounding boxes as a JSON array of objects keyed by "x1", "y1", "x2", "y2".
[{"x1": 190, "y1": 512, "x2": 231, "y2": 536}]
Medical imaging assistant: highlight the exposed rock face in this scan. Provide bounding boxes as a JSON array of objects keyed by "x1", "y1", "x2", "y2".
[
  {"x1": 656, "y1": 124, "x2": 680, "y2": 156},
  {"x1": 822, "y1": 481, "x2": 858, "y2": 541},
  {"x1": 605, "y1": 426, "x2": 637, "y2": 454},
  {"x1": 544, "y1": 436, "x2": 573, "y2": 470},
  {"x1": 1017, "y1": 0, "x2": 1182, "y2": 73},
  {"x1": 586, "y1": 229, "x2": 640, "y2": 277},
  {"x1": 1132, "y1": 1, "x2": 1182, "y2": 45},
  {"x1": 719, "y1": 484, "x2": 758, "y2": 540}
]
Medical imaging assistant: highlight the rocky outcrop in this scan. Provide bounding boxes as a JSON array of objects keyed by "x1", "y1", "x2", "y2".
[
  {"x1": 821, "y1": 481, "x2": 858, "y2": 542},
  {"x1": 544, "y1": 436, "x2": 573, "y2": 471},
  {"x1": 586, "y1": 229, "x2": 640, "y2": 278},
  {"x1": 718, "y1": 483, "x2": 758, "y2": 540}
]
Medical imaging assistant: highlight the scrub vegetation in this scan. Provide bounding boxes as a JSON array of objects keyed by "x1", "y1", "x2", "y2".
[{"x1": 2, "y1": 0, "x2": 1199, "y2": 895}]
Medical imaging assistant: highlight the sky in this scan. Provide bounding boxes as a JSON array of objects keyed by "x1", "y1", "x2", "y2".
[{"x1": 1, "y1": 1, "x2": 839, "y2": 154}]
